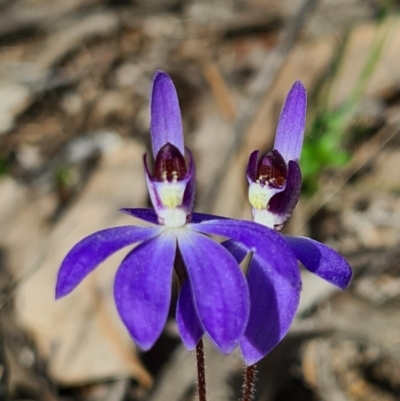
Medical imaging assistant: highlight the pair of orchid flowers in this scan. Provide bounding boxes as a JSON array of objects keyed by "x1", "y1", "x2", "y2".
[{"x1": 56, "y1": 71, "x2": 351, "y2": 366}]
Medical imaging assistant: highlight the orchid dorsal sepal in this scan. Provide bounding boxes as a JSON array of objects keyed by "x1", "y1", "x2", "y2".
[
  {"x1": 274, "y1": 80, "x2": 307, "y2": 163},
  {"x1": 151, "y1": 70, "x2": 184, "y2": 158}
]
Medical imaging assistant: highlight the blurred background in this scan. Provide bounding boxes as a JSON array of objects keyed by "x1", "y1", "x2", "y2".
[{"x1": 1, "y1": 0, "x2": 400, "y2": 400}]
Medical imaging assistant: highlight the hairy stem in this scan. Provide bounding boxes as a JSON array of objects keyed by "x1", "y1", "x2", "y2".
[
  {"x1": 196, "y1": 339, "x2": 207, "y2": 401},
  {"x1": 174, "y1": 253, "x2": 207, "y2": 401},
  {"x1": 241, "y1": 364, "x2": 258, "y2": 401}
]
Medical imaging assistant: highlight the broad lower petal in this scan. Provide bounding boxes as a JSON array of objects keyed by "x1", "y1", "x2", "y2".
[
  {"x1": 151, "y1": 71, "x2": 184, "y2": 157},
  {"x1": 120, "y1": 208, "x2": 159, "y2": 225},
  {"x1": 284, "y1": 236, "x2": 352, "y2": 289},
  {"x1": 177, "y1": 230, "x2": 249, "y2": 354},
  {"x1": 176, "y1": 280, "x2": 204, "y2": 350},
  {"x1": 114, "y1": 233, "x2": 176, "y2": 351},
  {"x1": 239, "y1": 255, "x2": 301, "y2": 365},
  {"x1": 190, "y1": 212, "x2": 227, "y2": 224},
  {"x1": 274, "y1": 80, "x2": 307, "y2": 163},
  {"x1": 56, "y1": 225, "x2": 162, "y2": 299},
  {"x1": 190, "y1": 219, "x2": 301, "y2": 364},
  {"x1": 221, "y1": 239, "x2": 248, "y2": 264},
  {"x1": 190, "y1": 219, "x2": 300, "y2": 286}
]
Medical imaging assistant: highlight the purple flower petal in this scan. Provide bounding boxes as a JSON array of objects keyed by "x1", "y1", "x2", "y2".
[
  {"x1": 177, "y1": 230, "x2": 249, "y2": 354},
  {"x1": 268, "y1": 160, "x2": 302, "y2": 228},
  {"x1": 56, "y1": 226, "x2": 161, "y2": 299},
  {"x1": 222, "y1": 233, "x2": 301, "y2": 365},
  {"x1": 143, "y1": 154, "x2": 163, "y2": 214},
  {"x1": 190, "y1": 219, "x2": 300, "y2": 287},
  {"x1": 246, "y1": 150, "x2": 259, "y2": 181},
  {"x1": 284, "y1": 236, "x2": 352, "y2": 289},
  {"x1": 181, "y1": 148, "x2": 196, "y2": 214},
  {"x1": 274, "y1": 80, "x2": 307, "y2": 162},
  {"x1": 176, "y1": 280, "x2": 204, "y2": 350},
  {"x1": 190, "y1": 212, "x2": 227, "y2": 224},
  {"x1": 114, "y1": 233, "x2": 176, "y2": 351},
  {"x1": 151, "y1": 71, "x2": 184, "y2": 157},
  {"x1": 221, "y1": 239, "x2": 248, "y2": 264},
  {"x1": 239, "y1": 255, "x2": 301, "y2": 365},
  {"x1": 120, "y1": 208, "x2": 160, "y2": 225},
  {"x1": 190, "y1": 219, "x2": 301, "y2": 364}
]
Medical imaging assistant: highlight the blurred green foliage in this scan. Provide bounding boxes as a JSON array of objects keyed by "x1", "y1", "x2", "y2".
[
  {"x1": 301, "y1": 109, "x2": 351, "y2": 194},
  {"x1": 300, "y1": 6, "x2": 391, "y2": 195}
]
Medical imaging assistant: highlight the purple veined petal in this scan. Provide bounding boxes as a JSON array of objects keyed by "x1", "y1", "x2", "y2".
[
  {"x1": 239, "y1": 254, "x2": 301, "y2": 365},
  {"x1": 221, "y1": 239, "x2": 248, "y2": 264},
  {"x1": 284, "y1": 236, "x2": 352, "y2": 289},
  {"x1": 120, "y1": 208, "x2": 160, "y2": 225},
  {"x1": 268, "y1": 160, "x2": 302, "y2": 228},
  {"x1": 151, "y1": 71, "x2": 184, "y2": 157},
  {"x1": 189, "y1": 219, "x2": 300, "y2": 287},
  {"x1": 177, "y1": 230, "x2": 250, "y2": 354},
  {"x1": 56, "y1": 225, "x2": 162, "y2": 299},
  {"x1": 274, "y1": 80, "x2": 307, "y2": 163},
  {"x1": 176, "y1": 280, "x2": 204, "y2": 350},
  {"x1": 114, "y1": 233, "x2": 176, "y2": 351}
]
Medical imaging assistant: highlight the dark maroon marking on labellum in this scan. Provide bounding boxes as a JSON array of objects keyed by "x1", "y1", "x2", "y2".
[
  {"x1": 256, "y1": 150, "x2": 287, "y2": 188},
  {"x1": 154, "y1": 143, "x2": 187, "y2": 182}
]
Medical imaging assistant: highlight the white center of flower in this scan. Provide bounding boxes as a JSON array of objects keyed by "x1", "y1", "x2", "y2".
[
  {"x1": 155, "y1": 178, "x2": 188, "y2": 227},
  {"x1": 252, "y1": 208, "x2": 282, "y2": 229},
  {"x1": 158, "y1": 179, "x2": 185, "y2": 209},
  {"x1": 159, "y1": 208, "x2": 187, "y2": 227},
  {"x1": 248, "y1": 182, "x2": 276, "y2": 210}
]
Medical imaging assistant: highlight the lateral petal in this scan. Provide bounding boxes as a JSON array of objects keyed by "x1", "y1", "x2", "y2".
[
  {"x1": 221, "y1": 239, "x2": 248, "y2": 264},
  {"x1": 190, "y1": 219, "x2": 300, "y2": 286},
  {"x1": 274, "y1": 80, "x2": 307, "y2": 162},
  {"x1": 190, "y1": 212, "x2": 227, "y2": 224},
  {"x1": 120, "y1": 208, "x2": 159, "y2": 225},
  {"x1": 151, "y1": 71, "x2": 184, "y2": 157},
  {"x1": 176, "y1": 280, "x2": 204, "y2": 350},
  {"x1": 190, "y1": 219, "x2": 301, "y2": 364},
  {"x1": 285, "y1": 235, "x2": 352, "y2": 289},
  {"x1": 114, "y1": 233, "x2": 176, "y2": 351},
  {"x1": 239, "y1": 255, "x2": 301, "y2": 365},
  {"x1": 177, "y1": 230, "x2": 249, "y2": 354},
  {"x1": 56, "y1": 225, "x2": 162, "y2": 299}
]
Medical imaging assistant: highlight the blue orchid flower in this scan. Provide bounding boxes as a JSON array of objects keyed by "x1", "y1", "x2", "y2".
[
  {"x1": 56, "y1": 71, "x2": 301, "y2": 356},
  {"x1": 224, "y1": 81, "x2": 352, "y2": 365}
]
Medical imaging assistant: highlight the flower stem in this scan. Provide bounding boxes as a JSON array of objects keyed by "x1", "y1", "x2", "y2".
[
  {"x1": 196, "y1": 339, "x2": 207, "y2": 401},
  {"x1": 241, "y1": 364, "x2": 258, "y2": 401},
  {"x1": 174, "y1": 253, "x2": 207, "y2": 401}
]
